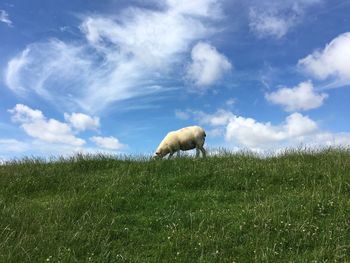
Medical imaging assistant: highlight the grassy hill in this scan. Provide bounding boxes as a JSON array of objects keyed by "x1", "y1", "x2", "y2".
[{"x1": 1, "y1": 149, "x2": 350, "y2": 262}]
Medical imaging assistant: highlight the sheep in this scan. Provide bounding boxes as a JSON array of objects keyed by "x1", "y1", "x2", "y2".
[{"x1": 154, "y1": 126, "x2": 206, "y2": 159}]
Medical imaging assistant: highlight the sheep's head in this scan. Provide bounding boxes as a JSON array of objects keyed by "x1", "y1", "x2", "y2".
[
  {"x1": 153, "y1": 147, "x2": 168, "y2": 159},
  {"x1": 153, "y1": 151, "x2": 162, "y2": 159}
]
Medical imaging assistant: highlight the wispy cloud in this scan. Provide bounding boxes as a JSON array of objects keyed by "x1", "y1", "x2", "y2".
[
  {"x1": 248, "y1": 0, "x2": 322, "y2": 39},
  {"x1": 0, "y1": 10, "x2": 12, "y2": 27},
  {"x1": 5, "y1": 0, "x2": 223, "y2": 113}
]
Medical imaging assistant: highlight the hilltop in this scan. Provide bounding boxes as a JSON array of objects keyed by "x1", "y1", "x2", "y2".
[{"x1": 1, "y1": 149, "x2": 350, "y2": 262}]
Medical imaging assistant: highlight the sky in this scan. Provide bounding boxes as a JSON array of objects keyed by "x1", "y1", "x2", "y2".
[{"x1": 1, "y1": 0, "x2": 350, "y2": 159}]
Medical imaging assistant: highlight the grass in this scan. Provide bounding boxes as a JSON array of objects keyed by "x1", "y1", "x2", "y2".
[{"x1": 0, "y1": 148, "x2": 350, "y2": 262}]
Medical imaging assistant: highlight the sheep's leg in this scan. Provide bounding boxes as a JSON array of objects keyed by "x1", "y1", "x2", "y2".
[
  {"x1": 199, "y1": 146, "x2": 206, "y2": 158},
  {"x1": 196, "y1": 148, "x2": 200, "y2": 158},
  {"x1": 168, "y1": 152, "x2": 174, "y2": 159}
]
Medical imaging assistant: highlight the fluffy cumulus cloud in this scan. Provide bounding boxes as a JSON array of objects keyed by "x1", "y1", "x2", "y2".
[
  {"x1": 8, "y1": 104, "x2": 85, "y2": 146},
  {"x1": 5, "y1": 104, "x2": 127, "y2": 156},
  {"x1": 64, "y1": 113, "x2": 100, "y2": 131},
  {"x1": 298, "y1": 32, "x2": 350, "y2": 86},
  {"x1": 226, "y1": 112, "x2": 318, "y2": 147},
  {"x1": 265, "y1": 81, "x2": 328, "y2": 111},
  {"x1": 248, "y1": 0, "x2": 322, "y2": 39},
  {"x1": 187, "y1": 42, "x2": 232, "y2": 87},
  {"x1": 5, "y1": 0, "x2": 223, "y2": 113},
  {"x1": 0, "y1": 10, "x2": 12, "y2": 26},
  {"x1": 177, "y1": 108, "x2": 350, "y2": 150},
  {"x1": 90, "y1": 136, "x2": 126, "y2": 150}
]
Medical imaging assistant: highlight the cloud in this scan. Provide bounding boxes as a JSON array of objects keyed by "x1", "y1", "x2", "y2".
[
  {"x1": 166, "y1": 0, "x2": 222, "y2": 18},
  {"x1": 196, "y1": 109, "x2": 234, "y2": 126},
  {"x1": 175, "y1": 109, "x2": 191, "y2": 120},
  {"x1": 306, "y1": 132, "x2": 350, "y2": 147},
  {"x1": 298, "y1": 32, "x2": 350, "y2": 87},
  {"x1": 248, "y1": 0, "x2": 322, "y2": 39},
  {"x1": 64, "y1": 112, "x2": 100, "y2": 131},
  {"x1": 175, "y1": 108, "x2": 234, "y2": 126},
  {"x1": 5, "y1": 1, "x2": 222, "y2": 113},
  {"x1": 185, "y1": 107, "x2": 350, "y2": 150},
  {"x1": 0, "y1": 10, "x2": 12, "y2": 26},
  {"x1": 90, "y1": 136, "x2": 126, "y2": 150},
  {"x1": 225, "y1": 112, "x2": 318, "y2": 147},
  {"x1": 178, "y1": 109, "x2": 327, "y2": 148},
  {"x1": 265, "y1": 81, "x2": 328, "y2": 111},
  {"x1": 225, "y1": 98, "x2": 236, "y2": 106},
  {"x1": 8, "y1": 104, "x2": 85, "y2": 146},
  {"x1": 5, "y1": 40, "x2": 93, "y2": 106},
  {"x1": 5, "y1": 104, "x2": 129, "y2": 156},
  {"x1": 249, "y1": 9, "x2": 291, "y2": 39},
  {"x1": 186, "y1": 42, "x2": 232, "y2": 87},
  {"x1": 0, "y1": 139, "x2": 29, "y2": 153}
]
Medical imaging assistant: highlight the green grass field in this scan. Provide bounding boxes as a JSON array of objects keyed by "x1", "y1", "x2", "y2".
[{"x1": 1, "y1": 149, "x2": 350, "y2": 262}]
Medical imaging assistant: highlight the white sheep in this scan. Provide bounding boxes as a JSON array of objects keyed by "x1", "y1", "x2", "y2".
[{"x1": 154, "y1": 126, "x2": 206, "y2": 159}]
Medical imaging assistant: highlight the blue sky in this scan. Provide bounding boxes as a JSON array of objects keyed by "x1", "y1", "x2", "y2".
[{"x1": 1, "y1": 0, "x2": 350, "y2": 159}]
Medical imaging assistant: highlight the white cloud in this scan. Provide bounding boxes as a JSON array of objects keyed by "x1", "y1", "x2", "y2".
[
  {"x1": 197, "y1": 109, "x2": 234, "y2": 126},
  {"x1": 64, "y1": 112, "x2": 100, "y2": 131},
  {"x1": 90, "y1": 136, "x2": 126, "y2": 150},
  {"x1": 181, "y1": 109, "x2": 320, "y2": 146},
  {"x1": 166, "y1": 0, "x2": 222, "y2": 18},
  {"x1": 225, "y1": 98, "x2": 236, "y2": 106},
  {"x1": 265, "y1": 81, "x2": 328, "y2": 111},
  {"x1": 249, "y1": 9, "x2": 291, "y2": 39},
  {"x1": 248, "y1": 0, "x2": 322, "y2": 39},
  {"x1": 5, "y1": 48, "x2": 31, "y2": 94},
  {"x1": 175, "y1": 108, "x2": 234, "y2": 126},
  {"x1": 177, "y1": 107, "x2": 350, "y2": 151},
  {"x1": 5, "y1": 1, "x2": 222, "y2": 113},
  {"x1": 298, "y1": 32, "x2": 350, "y2": 86},
  {"x1": 306, "y1": 132, "x2": 350, "y2": 147},
  {"x1": 0, "y1": 10, "x2": 12, "y2": 26},
  {"x1": 174, "y1": 109, "x2": 191, "y2": 120},
  {"x1": 187, "y1": 42, "x2": 232, "y2": 87},
  {"x1": 0, "y1": 139, "x2": 29, "y2": 153},
  {"x1": 5, "y1": 40, "x2": 93, "y2": 105},
  {"x1": 5, "y1": 104, "x2": 129, "y2": 156},
  {"x1": 8, "y1": 104, "x2": 85, "y2": 146},
  {"x1": 225, "y1": 112, "x2": 318, "y2": 147}
]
